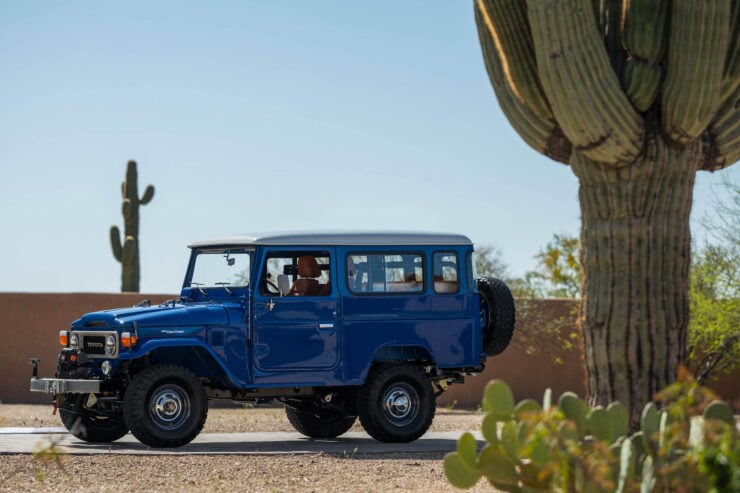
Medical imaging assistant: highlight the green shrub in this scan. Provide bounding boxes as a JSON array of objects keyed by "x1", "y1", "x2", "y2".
[{"x1": 444, "y1": 373, "x2": 739, "y2": 492}]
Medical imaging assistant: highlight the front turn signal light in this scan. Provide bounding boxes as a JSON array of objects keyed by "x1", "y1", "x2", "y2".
[
  {"x1": 121, "y1": 332, "x2": 137, "y2": 348},
  {"x1": 59, "y1": 330, "x2": 69, "y2": 346}
]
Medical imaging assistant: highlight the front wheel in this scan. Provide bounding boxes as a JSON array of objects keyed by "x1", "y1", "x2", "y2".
[
  {"x1": 357, "y1": 364, "x2": 435, "y2": 443},
  {"x1": 285, "y1": 405, "x2": 356, "y2": 438},
  {"x1": 58, "y1": 394, "x2": 128, "y2": 443},
  {"x1": 123, "y1": 364, "x2": 208, "y2": 448}
]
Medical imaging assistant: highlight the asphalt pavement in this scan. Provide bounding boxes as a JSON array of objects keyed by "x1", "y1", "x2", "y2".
[{"x1": 0, "y1": 428, "x2": 482, "y2": 455}]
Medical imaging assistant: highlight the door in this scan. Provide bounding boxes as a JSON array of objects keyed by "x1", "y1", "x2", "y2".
[{"x1": 252, "y1": 248, "x2": 339, "y2": 371}]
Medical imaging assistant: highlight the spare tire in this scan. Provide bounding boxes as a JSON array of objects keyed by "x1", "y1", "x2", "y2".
[{"x1": 478, "y1": 277, "x2": 516, "y2": 356}]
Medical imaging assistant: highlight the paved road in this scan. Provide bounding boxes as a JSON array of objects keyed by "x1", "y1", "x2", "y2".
[{"x1": 0, "y1": 428, "x2": 482, "y2": 455}]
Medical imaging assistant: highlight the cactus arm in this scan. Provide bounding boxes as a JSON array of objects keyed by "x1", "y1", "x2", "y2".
[
  {"x1": 110, "y1": 226, "x2": 122, "y2": 262},
  {"x1": 527, "y1": 0, "x2": 644, "y2": 167},
  {"x1": 703, "y1": 85, "x2": 740, "y2": 171},
  {"x1": 661, "y1": 1, "x2": 731, "y2": 146},
  {"x1": 719, "y1": 1, "x2": 740, "y2": 106},
  {"x1": 474, "y1": 0, "x2": 571, "y2": 164},
  {"x1": 620, "y1": 0, "x2": 668, "y2": 111},
  {"x1": 140, "y1": 185, "x2": 155, "y2": 205},
  {"x1": 595, "y1": 0, "x2": 626, "y2": 74},
  {"x1": 476, "y1": 0, "x2": 553, "y2": 124},
  {"x1": 621, "y1": 59, "x2": 662, "y2": 112},
  {"x1": 621, "y1": 0, "x2": 668, "y2": 63}
]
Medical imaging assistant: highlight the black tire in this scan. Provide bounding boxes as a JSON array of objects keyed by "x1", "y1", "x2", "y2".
[
  {"x1": 478, "y1": 276, "x2": 516, "y2": 356},
  {"x1": 123, "y1": 364, "x2": 208, "y2": 448},
  {"x1": 58, "y1": 394, "x2": 128, "y2": 443},
  {"x1": 285, "y1": 405, "x2": 356, "y2": 439},
  {"x1": 357, "y1": 364, "x2": 435, "y2": 443}
]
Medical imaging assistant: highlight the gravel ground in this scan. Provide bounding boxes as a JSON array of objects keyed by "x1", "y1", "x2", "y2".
[{"x1": 0, "y1": 404, "x2": 496, "y2": 492}]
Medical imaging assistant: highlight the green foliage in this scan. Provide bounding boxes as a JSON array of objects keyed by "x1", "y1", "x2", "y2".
[
  {"x1": 690, "y1": 178, "x2": 740, "y2": 383},
  {"x1": 445, "y1": 376, "x2": 739, "y2": 492},
  {"x1": 32, "y1": 436, "x2": 66, "y2": 471},
  {"x1": 689, "y1": 243, "x2": 740, "y2": 383},
  {"x1": 109, "y1": 160, "x2": 155, "y2": 292},
  {"x1": 508, "y1": 233, "x2": 581, "y2": 299}
]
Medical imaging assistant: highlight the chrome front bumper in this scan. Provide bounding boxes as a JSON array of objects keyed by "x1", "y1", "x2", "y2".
[{"x1": 29, "y1": 378, "x2": 100, "y2": 394}]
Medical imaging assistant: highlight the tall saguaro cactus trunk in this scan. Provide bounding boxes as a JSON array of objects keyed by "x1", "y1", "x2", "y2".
[
  {"x1": 474, "y1": 0, "x2": 739, "y2": 424},
  {"x1": 573, "y1": 137, "x2": 700, "y2": 416},
  {"x1": 110, "y1": 160, "x2": 155, "y2": 292}
]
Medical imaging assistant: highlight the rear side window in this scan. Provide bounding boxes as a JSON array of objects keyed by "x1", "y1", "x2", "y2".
[
  {"x1": 347, "y1": 253, "x2": 423, "y2": 294},
  {"x1": 433, "y1": 252, "x2": 459, "y2": 294}
]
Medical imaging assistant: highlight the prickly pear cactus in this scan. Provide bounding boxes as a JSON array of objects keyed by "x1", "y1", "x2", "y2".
[
  {"x1": 474, "y1": 0, "x2": 740, "y2": 425},
  {"x1": 110, "y1": 160, "x2": 155, "y2": 292},
  {"x1": 444, "y1": 378, "x2": 739, "y2": 492}
]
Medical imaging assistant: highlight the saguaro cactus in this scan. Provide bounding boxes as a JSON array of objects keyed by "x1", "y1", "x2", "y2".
[
  {"x1": 110, "y1": 160, "x2": 155, "y2": 292},
  {"x1": 474, "y1": 0, "x2": 738, "y2": 424}
]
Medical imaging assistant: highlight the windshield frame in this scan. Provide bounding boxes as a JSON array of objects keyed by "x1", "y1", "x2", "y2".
[{"x1": 182, "y1": 246, "x2": 254, "y2": 296}]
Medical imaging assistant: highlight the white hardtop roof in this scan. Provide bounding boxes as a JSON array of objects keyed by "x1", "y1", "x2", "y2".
[{"x1": 189, "y1": 230, "x2": 473, "y2": 248}]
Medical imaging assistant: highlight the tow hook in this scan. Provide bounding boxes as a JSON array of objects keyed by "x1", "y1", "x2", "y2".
[{"x1": 29, "y1": 358, "x2": 40, "y2": 379}]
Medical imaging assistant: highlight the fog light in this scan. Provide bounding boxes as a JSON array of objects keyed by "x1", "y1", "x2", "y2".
[
  {"x1": 69, "y1": 333, "x2": 79, "y2": 349},
  {"x1": 101, "y1": 360, "x2": 113, "y2": 376}
]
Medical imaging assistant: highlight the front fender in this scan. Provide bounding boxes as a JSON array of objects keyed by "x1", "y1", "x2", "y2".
[{"x1": 121, "y1": 338, "x2": 248, "y2": 388}]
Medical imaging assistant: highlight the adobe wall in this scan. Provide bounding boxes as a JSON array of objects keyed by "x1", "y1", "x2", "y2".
[
  {"x1": 0, "y1": 293, "x2": 737, "y2": 408},
  {"x1": 0, "y1": 293, "x2": 173, "y2": 404}
]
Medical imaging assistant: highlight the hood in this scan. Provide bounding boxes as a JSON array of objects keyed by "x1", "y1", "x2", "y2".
[{"x1": 71, "y1": 302, "x2": 230, "y2": 329}]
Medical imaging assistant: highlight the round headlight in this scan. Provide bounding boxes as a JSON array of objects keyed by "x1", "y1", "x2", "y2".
[
  {"x1": 101, "y1": 360, "x2": 113, "y2": 376},
  {"x1": 106, "y1": 335, "x2": 116, "y2": 355},
  {"x1": 69, "y1": 333, "x2": 79, "y2": 349}
]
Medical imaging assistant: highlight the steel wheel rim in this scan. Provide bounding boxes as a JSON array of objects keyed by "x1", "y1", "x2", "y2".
[
  {"x1": 149, "y1": 384, "x2": 190, "y2": 430},
  {"x1": 382, "y1": 382, "x2": 419, "y2": 427}
]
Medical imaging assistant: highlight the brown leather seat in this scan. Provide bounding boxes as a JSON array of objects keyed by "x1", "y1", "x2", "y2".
[{"x1": 288, "y1": 256, "x2": 322, "y2": 296}]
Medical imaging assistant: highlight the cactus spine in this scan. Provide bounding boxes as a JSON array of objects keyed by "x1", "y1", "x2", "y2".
[
  {"x1": 474, "y1": 0, "x2": 739, "y2": 425},
  {"x1": 110, "y1": 160, "x2": 155, "y2": 292}
]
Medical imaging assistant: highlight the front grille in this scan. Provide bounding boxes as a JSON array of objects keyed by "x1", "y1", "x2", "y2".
[
  {"x1": 71, "y1": 330, "x2": 118, "y2": 358},
  {"x1": 83, "y1": 335, "x2": 106, "y2": 355}
]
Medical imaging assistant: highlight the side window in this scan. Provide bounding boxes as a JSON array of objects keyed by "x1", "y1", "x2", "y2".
[
  {"x1": 347, "y1": 253, "x2": 424, "y2": 294},
  {"x1": 433, "y1": 252, "x2": 459, "y2": 294},
  {"x1": 468, "y1": 251, "x2": 479, "y2": 293},
  {"x1": 260, "y1": 251, "x2": 331, "y2": 297}
]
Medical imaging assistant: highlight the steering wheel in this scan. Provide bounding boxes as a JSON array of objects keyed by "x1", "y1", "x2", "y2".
[{"x1": 264, "y1": 279, "x2": 280, "y2": 295}]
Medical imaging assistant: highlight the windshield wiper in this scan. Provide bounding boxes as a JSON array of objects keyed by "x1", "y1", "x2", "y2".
[
  {"x1": 190, "y1": 282, "x2": 208, "y2": 297},
  {"x1": 215, "y1": 282, "x2": 234, "y2": 296}
]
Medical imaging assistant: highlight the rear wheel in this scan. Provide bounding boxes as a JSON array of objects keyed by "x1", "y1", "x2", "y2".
[
  {"x1": 357, "y1": 364, "x2": 435, "y2": 443},
  {"x1": 478, "y1": 277, "x2": 516, "y2": 356},
  {"x1": 58, "y1": 394, "x2": 128, "y2": 443},
  {"x1": 285, "y1": 405, "x2": 356, "y2": 439},
  {"x1": 123, "y1": 364, "x2": 208, "y2": 448}
]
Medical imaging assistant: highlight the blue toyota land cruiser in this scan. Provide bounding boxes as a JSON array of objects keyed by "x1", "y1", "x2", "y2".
[{"x1": 30, "y1": 231, "x2": 515, "y2": 447}]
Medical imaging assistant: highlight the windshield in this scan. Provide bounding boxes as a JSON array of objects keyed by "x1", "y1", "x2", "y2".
[{"x1": 189, "y1": 248, "x2": 252, "y2": 288}]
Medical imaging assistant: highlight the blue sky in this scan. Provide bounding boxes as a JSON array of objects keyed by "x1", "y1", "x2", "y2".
[{"x1": 1, "y1": 2, "x2": 736, "y2": 293}]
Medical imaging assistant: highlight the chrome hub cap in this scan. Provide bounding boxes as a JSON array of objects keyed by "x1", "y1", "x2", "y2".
[
  {"x1": 382, "y1": 383, "x2": 419, "y2": 427},
  {"x1": 149, "y1": 384, "x2": 190, "y2": 430}
]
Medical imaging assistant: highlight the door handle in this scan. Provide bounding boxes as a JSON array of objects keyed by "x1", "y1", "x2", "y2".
[{"x1": 318, "y1": 323, "x2": 334, "y2": 330}]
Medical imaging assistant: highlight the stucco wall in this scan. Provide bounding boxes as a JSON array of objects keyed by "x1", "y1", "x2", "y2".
[
  {"x1": 1, "y1": 293, "x2": 737, "y2": 408},
  {"x1": 0, "y1": 293, "x2": 173, "y2": 404}
]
